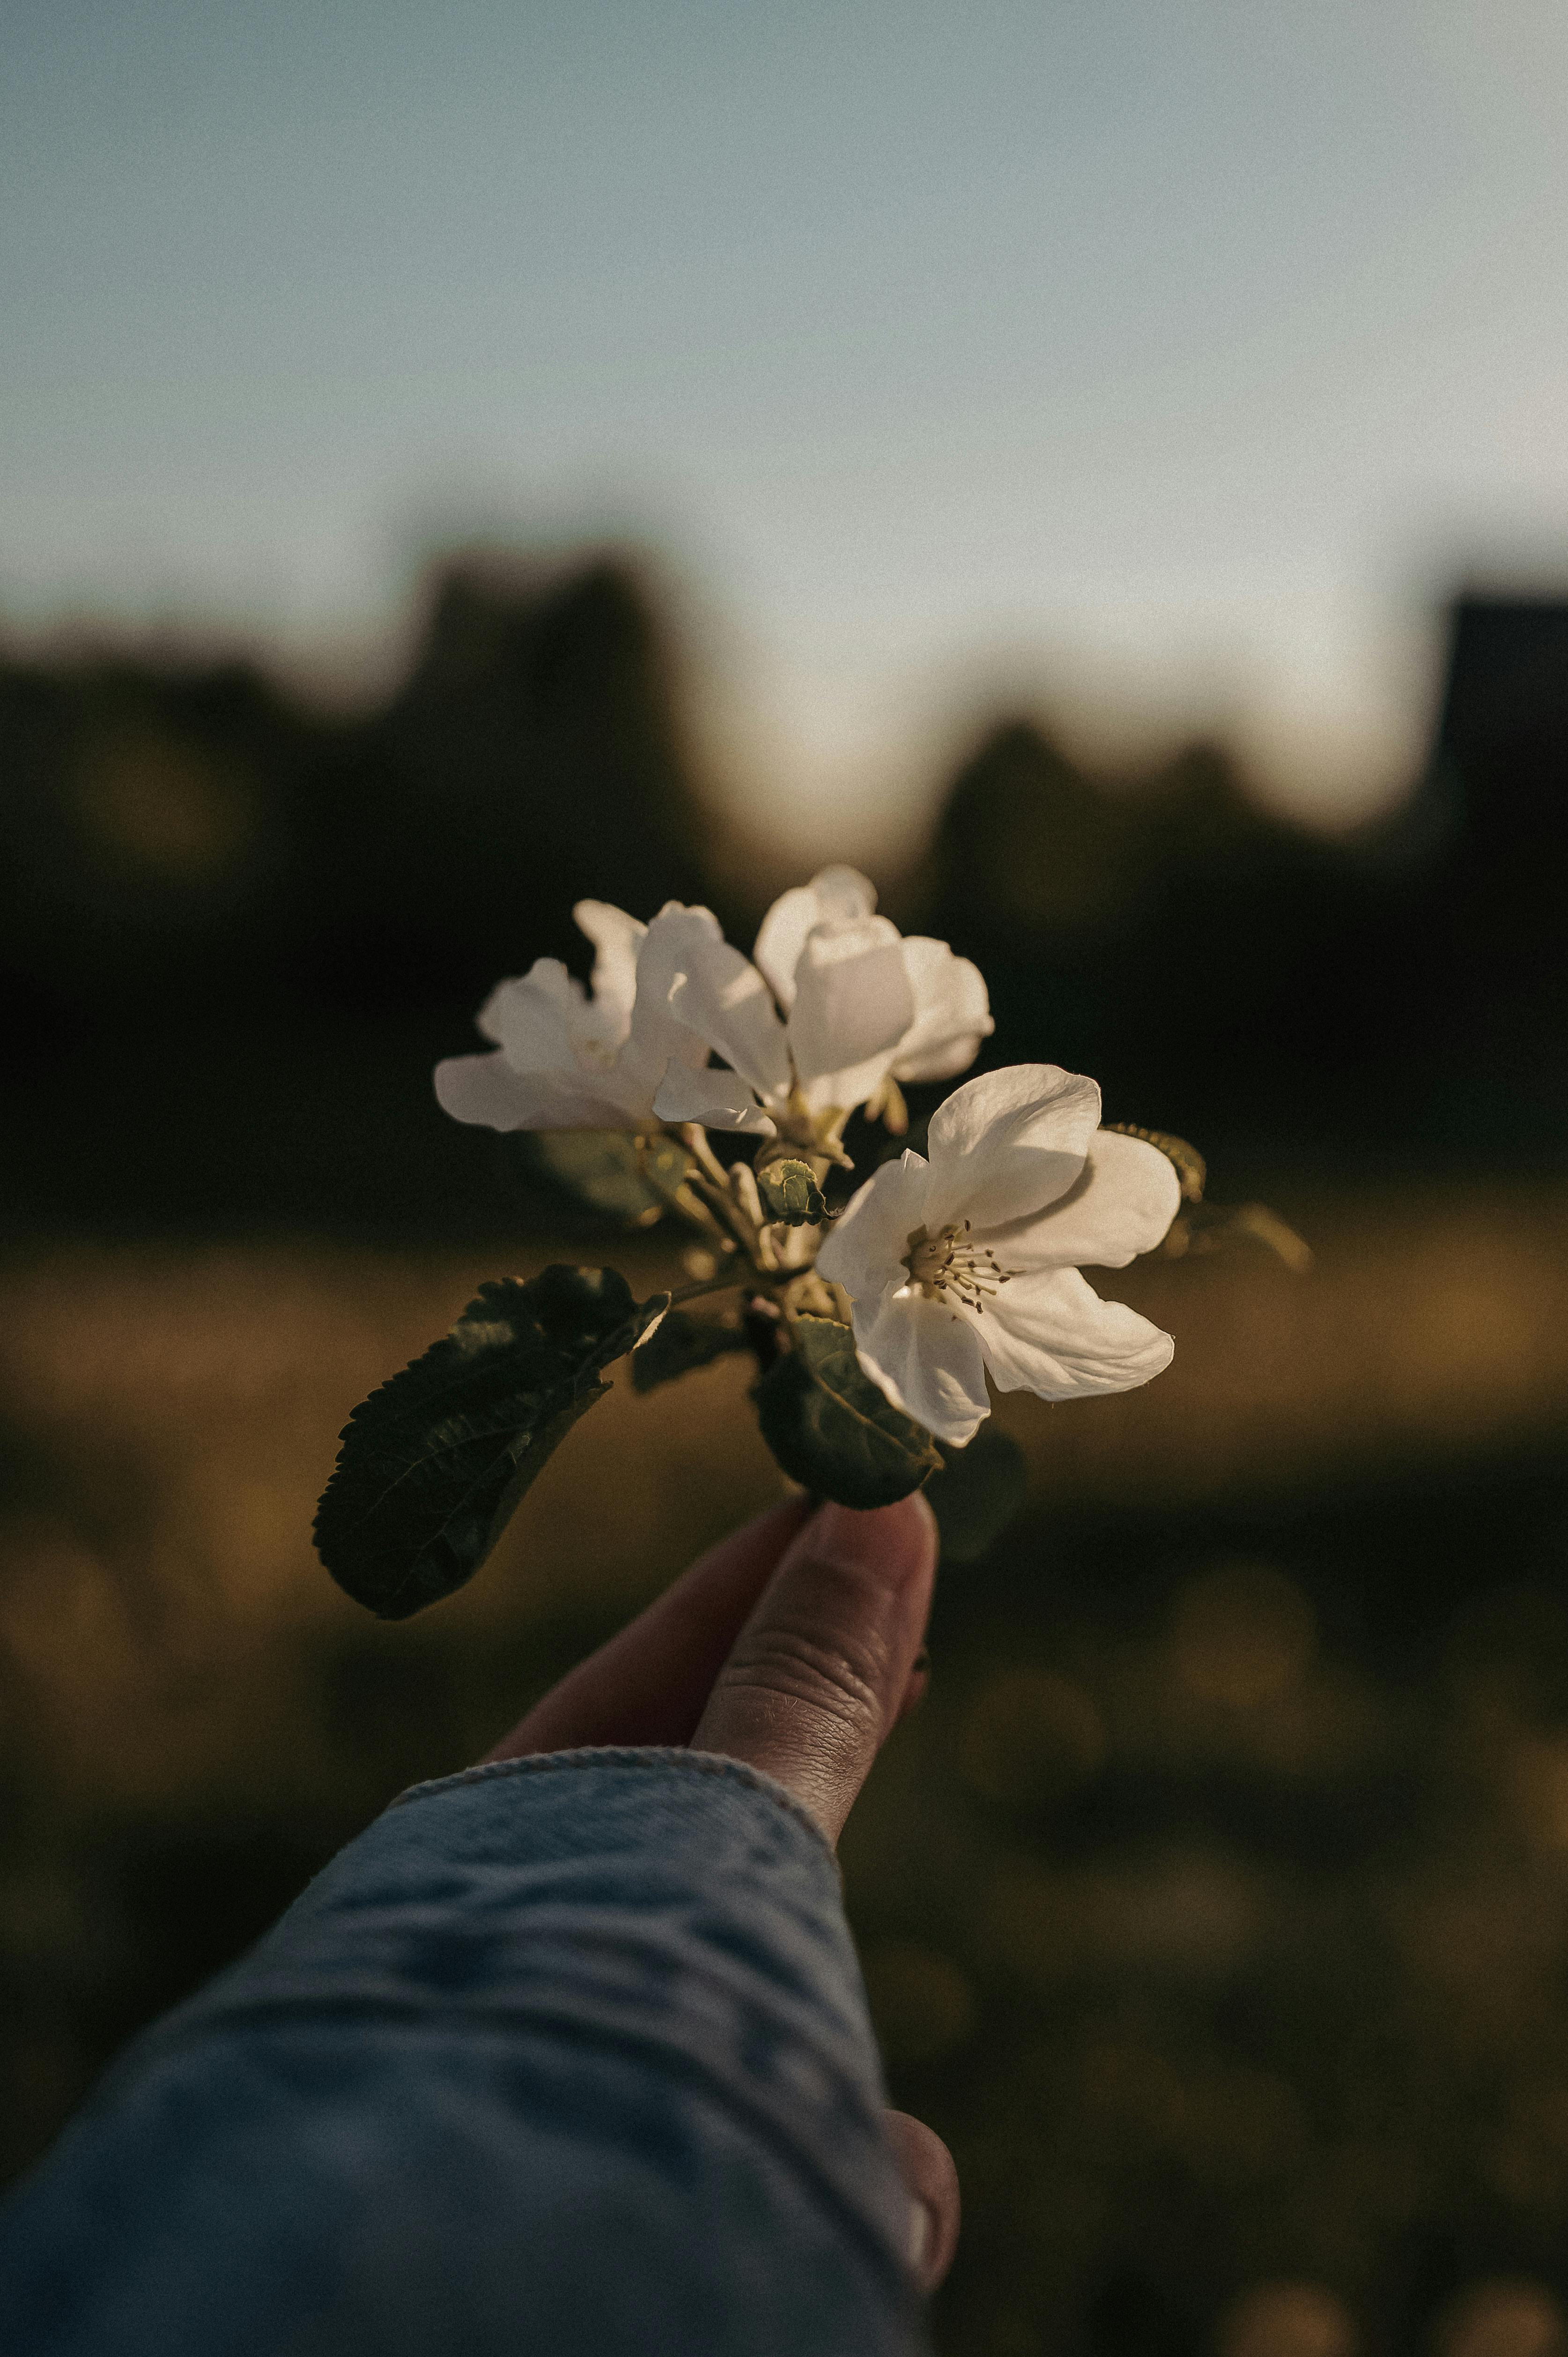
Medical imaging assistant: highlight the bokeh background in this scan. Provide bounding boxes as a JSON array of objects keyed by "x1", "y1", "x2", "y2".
[{"x1": 8, "y1": 7, "x2": 1568, "y2": 2353}]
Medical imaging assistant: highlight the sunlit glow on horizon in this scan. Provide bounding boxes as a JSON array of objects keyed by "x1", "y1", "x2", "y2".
[{"x1": 5, "y1": 0, "x2": 1568, "y2": 852}]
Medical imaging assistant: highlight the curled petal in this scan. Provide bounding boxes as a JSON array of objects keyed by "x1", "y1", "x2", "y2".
[
  {"x1": 475, "y1": 962, "x2": 584, "y2": 1064},
  {"x1": 618, "y1": 905, "x2": 722, "y2": 1105},
  {"x1": 854, "y1": 1290, "x2": 991, "y2": 1447},
  {"x1": 652, "y1": 1064, "x2": 777, "y2": 1136},
  {"x1": 976, "y1": 1265, "x2": 1174, "y2": 1401},
  {"x1": 891, "y1": 939, "x2": 994, "y2": 1084},
  {"x1": 817, "y1": 1153, "x2": 932, "y2": 1303},
  {"x1": 572, "y1": 900, "x2": 644, "y2": 1040},
  {"x1": 1002, "y1": 1130, "x2": 1181, "y2": 1271},
  {"x1": 925, "y1": 1065, "x2": 1101, "y2": 1233},
  {"x1": 630, "y1": 904, "x2": 725, "y2": 1000},
  {"x1": 668, "y1": 943, "x2": 792, "y2": 1104},
  {"x1": 789, "y1": 916, "x2": 915, "y2": 1108},
  {"x1": 434, "y1": 1052, "x2": 638, "y2": 1133},
  {"x1": 753, "y1": 866, "x2": 878, "y2": 1010}
]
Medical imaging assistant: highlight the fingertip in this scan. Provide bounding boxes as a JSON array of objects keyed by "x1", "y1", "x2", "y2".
[
  {"x1": 808, "y1": 1486, "x2": 939, "y2": 1589},
  {"x1": 884, "y1": 2109, "x2": 961, "y2": 2293}
]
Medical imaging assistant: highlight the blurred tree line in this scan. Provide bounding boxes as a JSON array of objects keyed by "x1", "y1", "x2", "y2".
[{"x1": 3, "y1": 557, "x2": 1567, "y2": 1238}]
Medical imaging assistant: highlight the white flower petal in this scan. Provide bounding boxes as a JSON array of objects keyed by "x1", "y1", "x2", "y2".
[
  {"x1": 816, "y1": 1153, "x2": 932, "y2": 1302},
  {"x1": 787, "y1": 916, "x2": 914, "y2": 1104},
  {"x1": 753, "y1": 866, "x2": 878, "y2": 1009},
  {"x1": 667, "y1": 942, "x2": 792, "y2": 1104},
  {"x1": 925, "y1": 1064, "x2": 1101, "y2": 1233},
  {"x1": 474, "y1": 962, "x2": 584, "y2": 1065},
  {"x1": 652, "y1": 1064, "x2": 777, "y2": 1135},
  {"x1": 855, "y1": 1290, "x2": 991, "y2": 1447},
  {"x1": 571, "y1": 899, "x2": 645, "y2": 1041},
  {"x1": 1002, "y1": 1129, "x2": 1181, "y2": 1271},
  {"x1": 434, "y1": 1051, "x2": 634, "y2": 1132},
  {"x1": 445, "y1": 907, "x2": 731, "y2": 1137},
  {"x1": 976, "y1": 1265, "x2": 1174, "y2": 1401},
  {"x1": 890, "y1": 939, "x2": 994, "y2": 1084},
  {"x1": 616, "y1": 905, "x2": 724, "y2": 1105}
]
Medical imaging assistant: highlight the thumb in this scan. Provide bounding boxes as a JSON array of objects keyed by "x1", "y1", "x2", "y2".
[{"x1": 690, "y1": 1492, "x2": 937, "y2": 1844}]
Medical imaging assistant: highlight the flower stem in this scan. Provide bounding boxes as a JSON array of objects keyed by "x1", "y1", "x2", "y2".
[{"x1": 677, "y1": 1123, "x2": 733, "y2": 1192}]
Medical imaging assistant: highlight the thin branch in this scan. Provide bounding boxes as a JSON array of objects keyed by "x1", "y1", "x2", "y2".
[
  {"x1": 676, "y1": 1123, "x2": 733, "y2": 1191},
  {"x1": 685, "y1": 1168, "x2": 767, "y2": 1266},
  {"x1": 666, "y1": 1271, "x2": 752, "y2": 1309}
]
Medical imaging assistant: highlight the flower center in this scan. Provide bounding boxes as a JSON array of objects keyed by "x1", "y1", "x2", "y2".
[{"x1": 903, "y1": 1220, "x2": 1018, "y2": 1314}]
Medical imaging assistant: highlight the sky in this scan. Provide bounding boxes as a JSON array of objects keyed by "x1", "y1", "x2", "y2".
[{"x1": 5, "y1": 0, "x2": 1568, "y2": 856}]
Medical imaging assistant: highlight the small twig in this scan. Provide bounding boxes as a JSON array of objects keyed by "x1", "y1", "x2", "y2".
[
  {"x1": 666, "y1": 1271, "x2": 749, "y2": 1309},
  {"x1": 667, "y1": 1180, "x2": 732, "y2": 1245},
  {"x1": 677, "y1": 1123, "x2": 733, "y2": 1192}
]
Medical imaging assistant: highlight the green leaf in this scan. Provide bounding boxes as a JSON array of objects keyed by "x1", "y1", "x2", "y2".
[
  {"x1": 631, "y1": 1307, "x2": 752, "y2": 1394},
  {"x1": 514, "y1": 1130, "x2": 692, "y2": 1228},
  {"x1": 756, "y1": 1158, "x2": 827, "y2": 1226},
  {"x1": 754, "y1": 1315, "x2": 941, "y2": 1508},
  {"x1": 925, "y1": 1428, "x2": 1028, "y2": 1564},
  {"x1": 315, "y1": 1265, "x2": 668, "y2": 1620}
]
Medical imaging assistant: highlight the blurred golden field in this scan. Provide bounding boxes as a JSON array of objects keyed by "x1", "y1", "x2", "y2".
[
  {"x1": 5, "y1": 1181, "x2": 1568, "y2": 1808},
  {"x1": 7, "y1": 1188, "x2": 1568, "y2": 2350}
]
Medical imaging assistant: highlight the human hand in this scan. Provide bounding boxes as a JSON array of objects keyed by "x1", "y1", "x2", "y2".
[{"x1": 483, "y1": 1490, "x2": 960, "y2": 2295}]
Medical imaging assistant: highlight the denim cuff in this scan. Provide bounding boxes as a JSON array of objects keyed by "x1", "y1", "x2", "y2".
[{"x1": 121, "y1": 1746, "x2": 909, "y2": 2283}]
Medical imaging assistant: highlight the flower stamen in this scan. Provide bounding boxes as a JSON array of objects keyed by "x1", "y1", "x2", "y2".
[{"x1": 903, "y1": 1219, "x2": 1020, "y2": 1314}]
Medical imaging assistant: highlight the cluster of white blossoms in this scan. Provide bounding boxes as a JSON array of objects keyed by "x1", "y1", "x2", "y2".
[{"x1": 436, "y1": 867, "x2": 1179, "y2": 1448}]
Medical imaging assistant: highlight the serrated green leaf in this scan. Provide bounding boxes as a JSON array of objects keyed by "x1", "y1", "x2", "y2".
[
  {"x1": 315, "y1": 1265, "x2": 668, "y2": 1620},
  {"x1": 925, "y1": 1428, "x2": 1028, "y2": 1564},
  {"x1": 631, "y1": 1307, "x2": 752, "y2": 1394},
  {"x1": 754, "y1": 1315, "x2": 941, "y2": 1508},
  {"x1": 515, "y1": 1130, "x2": 693, "y2": 1227},
  {"x1": 756, "y1": 1159, "x2": 827, "y2": 1226}
]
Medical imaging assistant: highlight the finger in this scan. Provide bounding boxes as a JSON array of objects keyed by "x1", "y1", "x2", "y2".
[
  {"x1": 690, "y1": 1492, "x2": 938, "y2": 1843},
  {"x1": 884, "y1": 2110, "x2": 960, "y2": 2294},
  {"x1": 484, "y1": 1495, "x2": 813, "y2": 1761}
]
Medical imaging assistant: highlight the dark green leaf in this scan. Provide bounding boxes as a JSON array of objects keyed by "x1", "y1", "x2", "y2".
[
  {"x1": 925, "y1": 1428, "x2": 1028, "y2": 1564},
  {"x1": 515, "y1": 1130, "x2": 692, "y2": 1228},
  {"x1": 754, "y1": 1315, "x2": 941, "y2": 1508},
  {"x1": 315, "y1": 1265, "x2": 667, "y2": 1620},
  {"x1": 631, "y1": 1306, "x2": 752, "y2": 1393},
  {"x1": 756, "y1": 1158, "x2": 827, "y2": 1226}
]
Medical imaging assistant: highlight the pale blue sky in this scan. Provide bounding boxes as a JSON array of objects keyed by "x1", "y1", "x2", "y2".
[{"x1": 5, "y1": 1, "x2": 1568, "y2": 847}]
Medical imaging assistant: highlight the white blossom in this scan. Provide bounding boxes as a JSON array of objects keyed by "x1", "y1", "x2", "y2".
[
  {"x1": 816, "y1": 1064, "x2": 1179, "y2": 1446},
  {"x1": 652, "y1": 865, "x2": 992, "y2": 1139},
  {"x1": 433, "y1": 900, "x2": 714, "y2": 1132}
]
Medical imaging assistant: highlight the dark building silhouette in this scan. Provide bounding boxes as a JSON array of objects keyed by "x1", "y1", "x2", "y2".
[{"x1": 1423, "y1": 597, "x2": 1568, "y2": 1125}]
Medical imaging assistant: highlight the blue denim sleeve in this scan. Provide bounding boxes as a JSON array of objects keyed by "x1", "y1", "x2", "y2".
[{"x1": 0, "y1": 1749, "x2": 928, "y2": 2357}]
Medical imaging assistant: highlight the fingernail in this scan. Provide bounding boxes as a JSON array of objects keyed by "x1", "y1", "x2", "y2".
[{"x1": 907, "y1": 2194, "x2": 939, "y2": 2282}]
